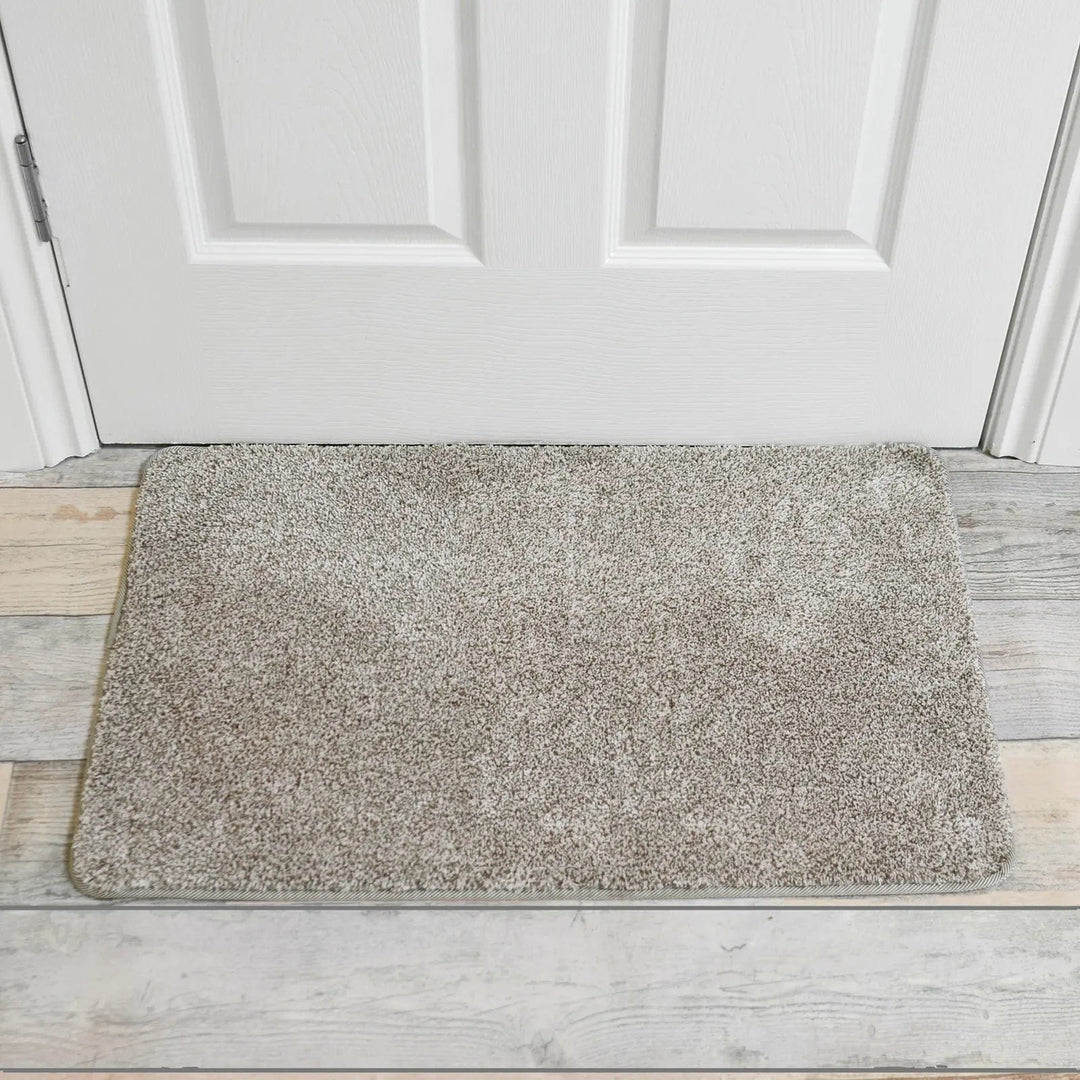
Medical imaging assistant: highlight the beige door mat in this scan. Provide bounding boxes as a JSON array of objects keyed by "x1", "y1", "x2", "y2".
[{"x1": 71, "y1": 444, "x2": 1012, "y2": 900}]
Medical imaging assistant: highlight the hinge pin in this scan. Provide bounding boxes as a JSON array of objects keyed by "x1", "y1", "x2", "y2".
[{"x1": 14, "y1": 134, "x2": 52, "y2": 243}]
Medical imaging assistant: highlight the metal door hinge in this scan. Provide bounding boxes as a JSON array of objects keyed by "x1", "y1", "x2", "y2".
[{"x1": 14, "y1": 134, "x2": 52, "y2": 243}]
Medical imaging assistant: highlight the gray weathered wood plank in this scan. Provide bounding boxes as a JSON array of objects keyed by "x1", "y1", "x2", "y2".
[
  {"x1": 11, "y1": 1075, "x2": 1076, "y2": 1080},
  {"x1": 948, "y1": 471, "x2": 1080, "y2": 599},
  {"x1": 978, "y1": 601, "x2": 1080, "y2": 739},
  {"x1": 0, "y1": 762, "x2": 11, "y2": 837},
  {"x1": 0, "y1": 489, "x2": 135, "y2": 616},
  {"x1": 1, "y1": 908, "x2": 1077, "y2": 1068},
  {"x1": 938, "y1": 448, "x2": 1080, "y2": 473},
  {"x1": 0, "y1": 760, "x2": 79, "y2": 904},
  {"x1": 2, "y1": 741, "x2": 1075, "y2": 908},
  {"x1": 0, "y1": 616, "x2": 108, "y2": 759},
  {"x1": 0, "y1": 447, "x2": 155, "y2": 488}
]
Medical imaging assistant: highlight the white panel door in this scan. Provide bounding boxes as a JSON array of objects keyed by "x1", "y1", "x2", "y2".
[{"x1": 1, "y1": 0, "x2": 1077, "y2": 444}]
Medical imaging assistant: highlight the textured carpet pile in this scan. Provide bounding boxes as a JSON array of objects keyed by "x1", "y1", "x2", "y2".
[{"x1": 71, "y1": 444, "x2": 1012, "y2": 899}]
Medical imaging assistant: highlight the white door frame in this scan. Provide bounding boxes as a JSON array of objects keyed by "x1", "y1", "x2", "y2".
[
  {"x1": 0, "y1": 34, "x2": 97, "y2": 472},
  {"x1": 1, "y1": 19, "x2": 1078, "y2": 470},
  {"x1": 983, "y1": 49, "x2": 1080, "y2": 465}
]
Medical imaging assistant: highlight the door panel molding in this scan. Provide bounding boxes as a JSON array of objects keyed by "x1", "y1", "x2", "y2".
[
  {"x1": 147, "y1": 0, "x2": 483, "y2": 266},
  {"x1": 604, "y1": 0, "x2": 935, "y2": 269},
  {"x1": 0, "y1": 37, "x2": 96, "y2": 471},
  {"x1": 984, "y1": 45, "x2": 1080, "y2": 465}
]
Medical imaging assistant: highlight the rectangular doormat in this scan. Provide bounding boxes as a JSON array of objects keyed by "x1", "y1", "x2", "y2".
[{"x1": 71, "y1": 444, "x2": 1012, "y2": 900}]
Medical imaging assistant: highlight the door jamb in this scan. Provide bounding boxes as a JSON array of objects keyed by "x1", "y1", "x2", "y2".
[
  {"x1": 0, "y1": 22, "x2": 97, "y2": 471},
  {"x1": 983, "y1": 44, "x2": 1080, "y2": 465}
]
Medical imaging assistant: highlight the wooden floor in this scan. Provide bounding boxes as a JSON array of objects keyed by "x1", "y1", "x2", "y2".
[
  {"x1": 4, "y1": 1075, "x2": 1077, "y2": 1080},
  {"x1": 0, "y1": 447, "x2": 1078, "y2": 1069}
]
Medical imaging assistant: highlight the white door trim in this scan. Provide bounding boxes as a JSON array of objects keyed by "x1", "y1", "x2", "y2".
[
  {"x1": 983, "y1": 47, "x2": 1080, "y2": 465},
  {"x1": 0, "y1": 35, "x2": 96, "y2": 471}
]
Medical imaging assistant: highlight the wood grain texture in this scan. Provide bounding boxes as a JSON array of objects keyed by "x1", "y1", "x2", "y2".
[
  {"x1": 477, "y1": 0, "x2": 609, "y2": 267},
  {"x1": 655, "y1": 0, "x2": 880, "y2": 232},
  {"x1": 948, "y1": 471, "x2": 1080, "y2": 599},
  {"x1": 4, "y1": 1076, "x2": 1075, "y2": 1080},
  {"x1": 0, "y1": 760, "x2": 11, "y2": 838},
  {"x1": 938, "y1": 448, "x2": 1080, "y2": 472},
  {"x1": 0, "y1": 616, "x2": 108, "y2": 759},
  {"x1": 978, "y1": 601, "x2": 1080, "y2": 739},
  {"x1": 189, "y1": 0, "x2": 476, "y2": 236},
  {"x1": 203, "y1": 0, "x2": 428, "y2": 227},
  {"x1": 0, "y1": 447, "x2": 154, "y2": 488},
  {"x1": 0, "y1": 760, "x2": 77, "y2": 905},
  {"x1": 1, "y1": 741, "x2": 1075, "y2": 908},
  {"x1": 1000, "y1": 740, "x2": 1080, "y2": 904},
  {"x1": 0, "y1": 489, "x2": 134, "y2": 615},
  {"x1": 1, "y1": 908, "x2": 1078, "y2": 1067}
]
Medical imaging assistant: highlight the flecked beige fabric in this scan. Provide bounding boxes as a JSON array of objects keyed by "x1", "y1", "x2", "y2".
[{"x1": 71, "y1": 444, "x2": 1012, "y2": 899}]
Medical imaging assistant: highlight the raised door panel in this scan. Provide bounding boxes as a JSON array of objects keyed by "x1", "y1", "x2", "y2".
[
  {"x1": 611, "y1": 0, "x2": 935, "y2": 264},
  {"x1": 657, "y1": 0, "x2": 882, "y2": 232},
  {"x1": 205, "y1": 1, "x2": 430, "y2": 227},
  {"x1": 161, "y1": 0, "x2": 481, "y2": 259}
]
